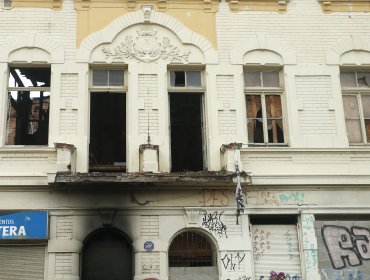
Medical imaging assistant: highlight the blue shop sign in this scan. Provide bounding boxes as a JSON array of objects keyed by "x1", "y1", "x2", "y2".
[{"x1": 0, "y1": 211, "x2": 48, "y2": 239}]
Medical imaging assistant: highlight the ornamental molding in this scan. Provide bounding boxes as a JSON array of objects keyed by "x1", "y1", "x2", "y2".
[
  {"x1": 326, "y1": 36, "x2": 370, "y2": 65},
  {"x1": 102, "y1": 28, "x2": 191, "y2": 63}
]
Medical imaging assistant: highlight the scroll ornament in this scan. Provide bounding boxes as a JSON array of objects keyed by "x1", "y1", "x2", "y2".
[{"x1": 102, "y1": 28, "x2": 191, "y2": 63}]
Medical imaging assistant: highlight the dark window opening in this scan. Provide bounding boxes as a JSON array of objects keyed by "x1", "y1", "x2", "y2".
[
  {"x1": 169, "y1": 231, "x2": 214, "y2": 267},
  {"x1": 89, "y1": 92, "x2": 126, "y2": 171},
  {"x1": 171, "y1": 71, "x2": 186, "y2": 87},
  {"x1": 170, "y1": 71, "x2": 202, "y2": 87},
  {"x1": 81, "y1": 228, "x2": 132, "y2": 280},
  {"x1": 6, "y1": 67, "x2": 50, "y2": 145},
  {"x1": 170, "y1": 93, "x2": 204, "y2": 172},
  {"x1": 249, "y1": 215, "x2": 298, "y2": 225}
]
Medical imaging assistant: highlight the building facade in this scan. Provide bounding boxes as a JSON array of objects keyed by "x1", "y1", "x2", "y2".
[{"x1": 1, "y1": 0, "x2": 370, "y2": 279}]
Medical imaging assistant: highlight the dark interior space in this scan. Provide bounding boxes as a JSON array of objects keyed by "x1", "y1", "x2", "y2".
[
  {"x1": 7, "y1": 67, "x2": 50, "y2": 145},
  {"x1": 81, "y1": 229, "x2": 132, "y2": 280},
  {"x1": 170, "y1": 93, "x2": 204, "y2": 172},
  {"x1": 249, "y1": 215, "x2": 298, "y2": 225},
  {"x1": 89, "y1": 92, "x2": 126, "y2": 171}
]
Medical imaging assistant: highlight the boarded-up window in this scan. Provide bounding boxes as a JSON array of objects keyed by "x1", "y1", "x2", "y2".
[
  {"x1": 245, "y1": 70, "x2": 285, "y2": 145},
  {"x1": 341, "y1": 71, "x2": 370, "y2": 144},
  {"x1": 252, "y1": 224, "x2": 302, "y2": 280}
]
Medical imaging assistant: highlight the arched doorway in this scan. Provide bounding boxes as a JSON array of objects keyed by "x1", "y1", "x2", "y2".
[
  {"x1": 81, "y1": 228, "x2": 133, "y2": 280},
  {"x1": 168, "y1": 230, "x2": 218, "y2": 280}
]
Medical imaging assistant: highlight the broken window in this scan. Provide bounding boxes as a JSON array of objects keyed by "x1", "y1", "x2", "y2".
[
  {"x1": 341, "y1": 71, "x2": 370, "y2": 144},
  {"x1": 6, "y1": 67, "x2": 50, "y2": 145},
  {"x1": 245, "y1": 70, "x2": 285, "y2": 145},
  {"x1": 169, "y1": 70, "x2": 205, "y2": 172},
  {"x1": 89, "y1": 69, "x2": 126, "y2": 171}
]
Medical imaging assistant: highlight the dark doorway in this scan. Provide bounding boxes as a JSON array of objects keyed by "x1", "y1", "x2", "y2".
[
  {"x1": 170, "y1": 93, "x2": 204, "y2": 172},
  {"x1": 89, "y1": 92, "x2": 126, "y2": 171},
  {"x1": 81, "y1": 228, "x2": 132, "y2": 280}
]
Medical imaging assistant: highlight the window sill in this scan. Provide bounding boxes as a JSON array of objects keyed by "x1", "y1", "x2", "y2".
[
  {"x1": 227, "y1": 0, "x2": 290, "y2": 12},
  {"x1": 247, "y1": 143, "x2": 289, "y2": 147},
  {"x1": 0, "y1": 146, "x2": 54, "y2": 152},
  {"x1": 318, "y1": 0, "x2": 370, "y2": 12}
]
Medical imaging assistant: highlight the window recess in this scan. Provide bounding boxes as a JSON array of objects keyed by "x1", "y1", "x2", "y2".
[
  {"x1": 244, "y1": 70, "x2": 286, "y2": 146},
  {"x1": 341, "y1": 71, "x2": 370, "y2": 144},
  {"x1": 89, "y1": 69, "x2": 126, "y2": 171},
  {"x1": 168, "y1": 70, "x2": 206, "y2": 172},
  {"x1": 6, "y1": 67, "x2": 51, "y2": 145}
]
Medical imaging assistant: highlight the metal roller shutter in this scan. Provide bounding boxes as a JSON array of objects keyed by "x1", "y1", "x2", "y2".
[
  {"x1": 0, "y1": 245, "x2": 45, "y2": 280},
  {"x1": 252, "y1": 224, "x2": 302, "y2": 280}
]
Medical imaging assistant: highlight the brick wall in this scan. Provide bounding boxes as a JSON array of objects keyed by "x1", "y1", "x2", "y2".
[
  {"x1": 0, "y1": 0, "x2": 76, "y2": 62},
  {"x1": 216, "y1": 0, "x2": 370, "y2": 65}
]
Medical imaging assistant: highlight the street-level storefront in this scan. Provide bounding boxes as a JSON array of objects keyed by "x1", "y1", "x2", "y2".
[{"x1": 0, "y1": 211, "x2": 48, "y2": 280}]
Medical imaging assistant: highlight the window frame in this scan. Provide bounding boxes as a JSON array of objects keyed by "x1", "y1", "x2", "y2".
[
  {"x1": 244, "y1": 68, "x2": 287, "y2": 146},
  {"x1": 5, "y1": 65, "x2": 51, "y2": 146},
  {"x1": 167, "y1": 67, "x2": 207, "y2": 172},
  {"x1": 88, "y1": 67, "x2": 127, "y2": 171},
  {"x1": 89, "y1": 68, "x2": 127, "y2": 93},
  {"x1": 341, "y1": 70, "x2": 370, "y2": 145},
  {"x1": 167, "y1": 68, "x2": 205, "y2": 93}
]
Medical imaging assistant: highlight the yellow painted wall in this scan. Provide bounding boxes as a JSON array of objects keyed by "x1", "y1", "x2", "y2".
[{"x1": 75, "y1": 0, "x2": 218, "y2": 49}]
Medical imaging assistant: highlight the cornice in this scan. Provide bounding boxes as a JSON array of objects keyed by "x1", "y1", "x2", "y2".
[{"x1": 75, "y1": 0, "x2": 219, "y2": 12}]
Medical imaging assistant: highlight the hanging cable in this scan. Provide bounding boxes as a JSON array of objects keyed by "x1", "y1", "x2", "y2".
[
  {"x1": 7, "y1": 93, "x2": 13, "y2": 142},
  {"x1": 234, "y1": 147, "x2": 245, "y2": 225}
]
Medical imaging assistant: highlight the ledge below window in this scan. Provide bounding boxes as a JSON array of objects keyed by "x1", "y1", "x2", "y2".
[
  {"x1": 318, "y1": 0, "x2": 370, "y2": 12},
  {"x1": 227, "y1": 0, "x2": 290, "y2": 12}
]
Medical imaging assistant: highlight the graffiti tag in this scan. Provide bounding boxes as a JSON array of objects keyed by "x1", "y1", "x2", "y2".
[
  {"x1": 253, "y1": 228, "x2": 271, "y2": 261},
  {"x1": 199, "y1": 189, "x2": 230, "y2": 207},
  {"x1": 279, "y1": 192, "x2": 304, "y2": 204},
  {"x1": 202, "y1": 211, "x2": 228, "y2": 238},
  {"x1": 226, "y1": 276, "x2": 251, "y2": 280},
  {"x1": 258, "y1": 274, "x2": 302, "y2": 280},
  {"x1": 321, "y1": 268, "x2": 370, "y2": 280},
  {"x1": 284, "y1": 230, "x2": 294, "y2": 260},
  {"x1": 260, "y1": 191, "x2": 279, "y2": 205},
  {"x1": 221, "y1": 252, "x2": 245, "y2": 271},
  {"x1": 322, "y1": 225, "x2": 370, "y2": 269},
  {"x1": 304, "y1": 240, "x2": 318, "y2": 272}
]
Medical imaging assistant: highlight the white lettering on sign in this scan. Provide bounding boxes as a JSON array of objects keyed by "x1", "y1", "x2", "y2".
[
  {"x1": 0, "y1": 226, "x2": 26, "y2": 237},
  {"x1": 0, "y1": 219, "x2": 14, "y2": 225}
]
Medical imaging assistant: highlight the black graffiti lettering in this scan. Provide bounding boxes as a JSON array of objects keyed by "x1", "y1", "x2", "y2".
[
  {"x1": 202, "y1": 211, "x2": 228, "y2": 238},
  {"x1": 221, "y1": 253, "x2": 245, "y2": 271},
  {"x1": 352, "y1": 226, "x2": 370, "y2": 261},
  {"x1": 221, "y1": 254, "x2": 231, "y2": 270},
  {"x1": 322, "y1": 225, "x2": 366, "y2": 269}
]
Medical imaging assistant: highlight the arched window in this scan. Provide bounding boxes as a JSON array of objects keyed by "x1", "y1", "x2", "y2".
[
  {"x1": 169, "y1": 231, "x2": 215, "y2": 267},
  {"x1": 81, "y1": 228, "x2": 132, "y2": 280}
]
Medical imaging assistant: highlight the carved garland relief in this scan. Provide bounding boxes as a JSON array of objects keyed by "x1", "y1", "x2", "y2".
[{"x1": 102, "y1": 28, "x2": 191, "y2": 63}]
